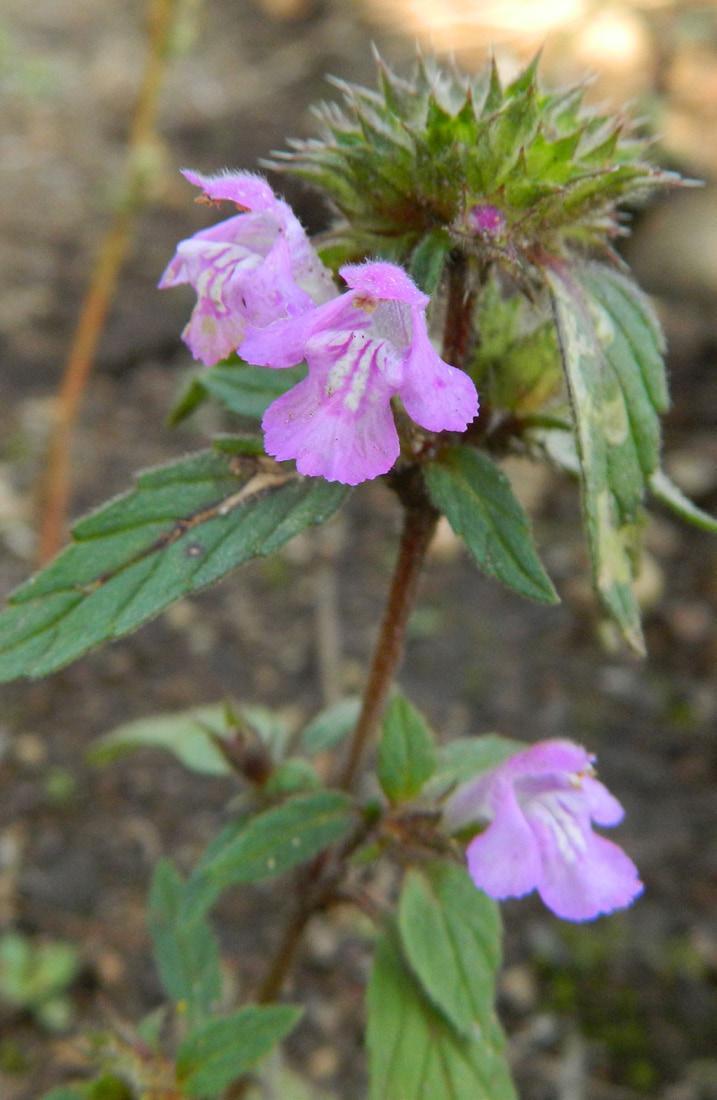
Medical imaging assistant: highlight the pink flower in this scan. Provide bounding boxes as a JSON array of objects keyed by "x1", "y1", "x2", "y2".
[
  {"x1": 239, "y1": 261, "x2": 478, "y2": 485},
  {"x1": 159, "y1": 169, "x2": 333, "y2": 366},
  {"x1": 444, "y1": 740, "x2": 643, "y2": 922},
  {"x1": 469, "y1": 203, "x2": 506, "y2": 236}
]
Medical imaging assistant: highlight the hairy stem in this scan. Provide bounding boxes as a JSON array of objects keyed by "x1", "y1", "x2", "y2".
[
  {"x1": 442, "y1": 251, "x2": 475, "y2": 373},
  {"x1": 36, "y1": 0, "x2": 180, "y2": 565}
]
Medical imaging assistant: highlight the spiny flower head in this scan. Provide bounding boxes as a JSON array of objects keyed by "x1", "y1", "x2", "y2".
[{"x1": 270, "y1": 51, "x2": 679, "y2": 276}]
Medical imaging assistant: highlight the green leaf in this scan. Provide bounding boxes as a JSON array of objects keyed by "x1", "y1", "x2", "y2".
[
  {"x1": 409, "y1": 229, "x2": 453, "y2": 295},
  {"x1": 546, "y1": 262, "x2": 668, "y2": 652},
  {"x1": 89, "y1": 704, "x2": 235, "y2": 776},
  {"x1": 428, "y1": 734, "x2": 524, "y2": 797},
  {"x1": 425, "y1": 446, "x2": 558, "y2": 604},
  {"x1": 183, "y1": 791, "x2": 356, "y2": 919},
  {"x1": 170, "y1": 360, "x2": 307, "y2": 426},
  {"x1": 300, "y1": 696, "x2": 361, "y2": 755},
  {"x1": 89, "y1": 701, "x2": 293, "y2": 776},
  {"x1": 377, "y1": 695, "x2": 436, "y2": 803},
  {"x1": 472, "y1": 281, "x2": 562, "y2": 415},
  {"x1": 650, "y1": 470, "x2": 717, "y2": 534},
  {"x1": 86, "y1": 1078, "x2": 133, "y2": 1100},
  {"x1": 367, "y1": 929, "x2": 516, "y2": 1100},
  {"x1": 148, "y1": 860, "x2": 222, "y2": 1028},
  {"x1": 263, "y1": 757, "x2": 321, "y2": 795},
  {"x1": 398, "y1": 862, "x2": 502, "y2": 1037},
  {"x1": 240, "y1": 703, "x2": 292, "y2": 759},
  {"x1": 177, "y1": 1005, "x2": 303, "y2": 1098},
  {"x1": 0, "y1": 451, "x2": 348, "y2": 681}
]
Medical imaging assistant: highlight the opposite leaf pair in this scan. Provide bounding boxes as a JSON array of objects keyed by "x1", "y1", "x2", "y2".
[{"x1": 161, "y1": 170, "x2": 478, "y2": 485}]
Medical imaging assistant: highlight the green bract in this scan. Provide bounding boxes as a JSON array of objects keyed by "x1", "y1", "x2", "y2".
[{"x1": 272, "y1": 51, "x2": 679, "y2": 271}]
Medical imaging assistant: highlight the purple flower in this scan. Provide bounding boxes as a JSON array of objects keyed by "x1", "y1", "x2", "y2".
[
  {"x1": 159, "y1": 169, "x2": 333, "y2": 366},
  {"x1": 444, "y1": 740, "x2": 643, "y2": 921},
  {"x1": 469, "y1": 203, "x2": 506, "y2": 236},
  {"x1": 239, "y1": 261, "x2": 479, "y2": 485}
]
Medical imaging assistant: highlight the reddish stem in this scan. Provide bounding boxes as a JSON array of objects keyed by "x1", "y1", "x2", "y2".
[{"x1": 339, "y1": 499, "x2": 438, "y2": 790}]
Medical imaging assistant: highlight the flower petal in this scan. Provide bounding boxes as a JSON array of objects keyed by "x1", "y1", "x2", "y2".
[
  {"x1": 583, "y1": 776, "x2": 625, "y2": 827},
  {"x1": 241, "y1": 294, "x2": 358, "y2": 370},
  {"x1": 340, "y1": 261, "x2": 428, "y2": 307},
  {"x1": 505, "y1": 739, "x2": 593, "y2": 783},
  {"x1": 399, "y1": 311, "x2": 478, "y2": 432},
  {"x1": 535, "y1": 828, "x2": 643, "y2": 921},
  {"x1": 239, "y1": 237, "x2": 315, "y2": 326},
  {"x1": 181, "y1": 168, "x2": 278, "y2": 212},
  {"x1": 158, "y1": 218, "x2": 257, "y2": 288},
  {"x1": 241, "y1": 312, "x2": 320, "y2": 369},
  {"x1": 262, "y1": 333, "x2": 401, "y2": 484},
  {"x1": 182, "y1": 299, "x2": 246, "y2": 366},
  {"x1": 465, "y1": 779, "x2": 542, "y2": 900}
]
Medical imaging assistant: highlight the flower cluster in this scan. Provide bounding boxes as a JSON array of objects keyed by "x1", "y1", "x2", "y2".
[
  {"x1": 445, "y1": 740, "x2": 643, "y2": 922},
  {"x1": 159, "y1": 169, "x2": 335, "y2": 367},
  {"x1": 161, "y1": 170, "x2": 478, "y2": 485}
]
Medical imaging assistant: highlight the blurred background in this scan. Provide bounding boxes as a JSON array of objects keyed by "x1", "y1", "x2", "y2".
[{"x1": 1, "y1": 1, "x2": 716, "y2": 1097}]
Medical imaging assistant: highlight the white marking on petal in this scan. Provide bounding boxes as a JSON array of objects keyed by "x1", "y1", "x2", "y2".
[
  {"x1": 323, "y1": 334, "x2": 360, "y2": 397},
  {"x1": 191, "y1": 244, "x2": 257, "y2": 314},
  {"x1": 344, "y1": 339, "x2": 373, "y2": 412},
  {"x1": 530, "y1": 793, "x2": 588, "y2": 865}
]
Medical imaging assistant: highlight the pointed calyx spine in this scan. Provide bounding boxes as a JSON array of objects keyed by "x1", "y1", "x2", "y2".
[{"x1": 269, "y1": 51, "x2": 681, "y2": 278}]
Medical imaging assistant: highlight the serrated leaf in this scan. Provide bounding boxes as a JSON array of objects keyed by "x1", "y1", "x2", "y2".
[
  {"x1": 211, "y1": 435, "x2": 265, "y2": 457},
  {"x1": 425, "y1": 446, "x2": 558, "y2": 604},
  {"x1": 148, "y1": 860, "x2": 222, "y2": 1027},
  {"x1": 398, "y1": 862, "x2": 502, "y2": 1038},
  {"x1": 367, "y1": 929, "x2": 516, "y2": 1100},
  {"x1": 177, "y1": 1005, "x2": 302, "y2": 1099},
  {"x1": 183, "y1": 791, "x2": 356, "y2": 919},
  {"x1": 170, "y1": 360, "x2": 307, "y2": 426},
  {"x1": 0, "y1": 452, "x2": 347, "y2": 681},
  {"x1": 650, "y1": 470, "x2": 717, "y2": 533},
  {"x1": 546, "y1": 262, "x2": 668, "y2": 652},
  {"x1": 377, "y1": 695, "x2": 436, "y2": 803},
  {"x1": 88, "y1": 704, "x2": 234, "y2": 776},
  {"x1": 300, "y1": 696, "x2": 361, "y2": 755}
]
